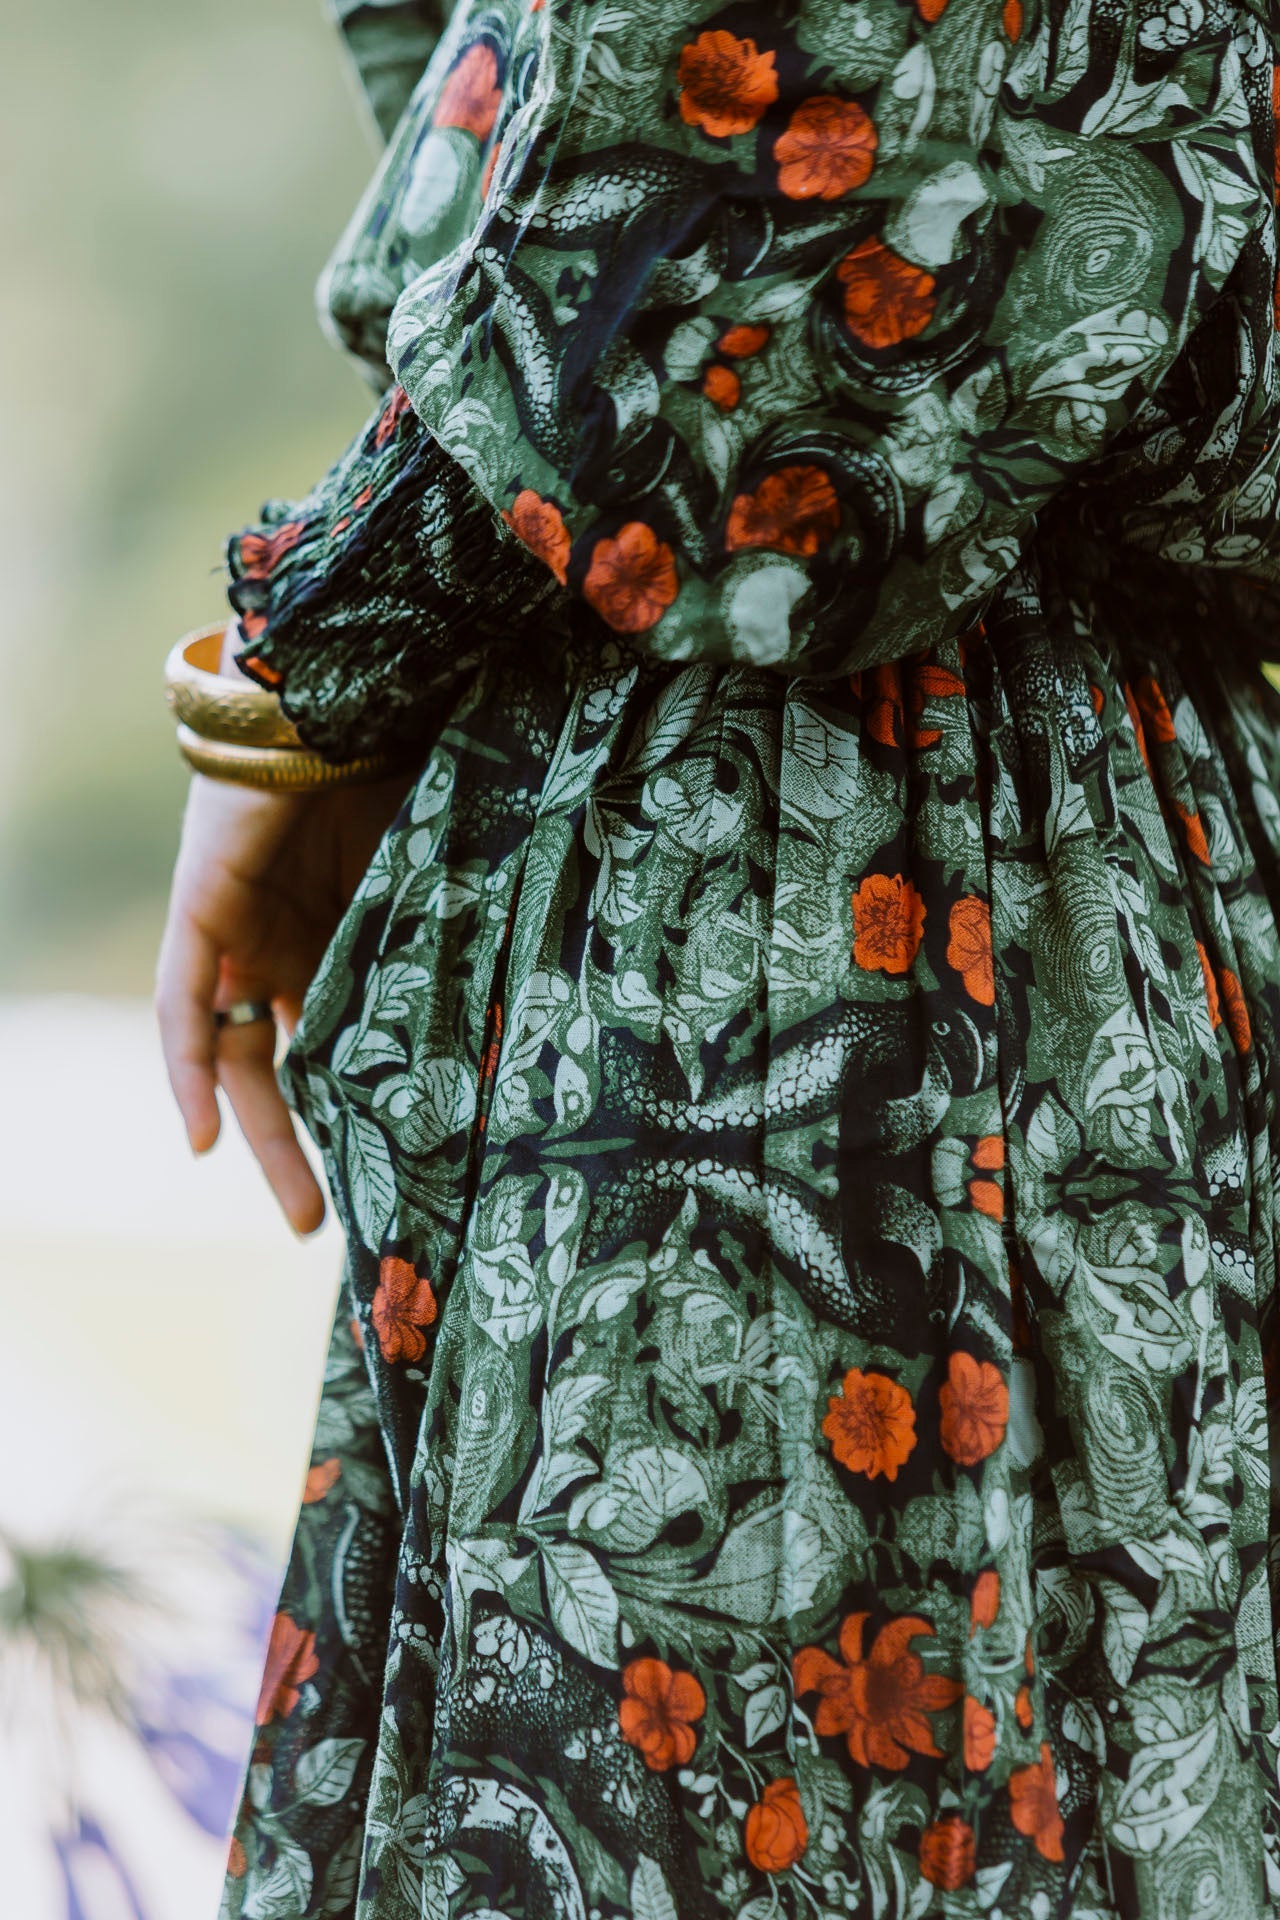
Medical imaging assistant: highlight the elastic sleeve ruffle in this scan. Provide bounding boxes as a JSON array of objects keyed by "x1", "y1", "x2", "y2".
[
  {"x1": 224, "y1": 389, "x2": 565, "y2": 762},
  {"x1": 227, "y1": 0, "x2": 1278, "y2": 765},
  {"x1": 383, "y1": 0, "x2": 1273, "y2": 682}
]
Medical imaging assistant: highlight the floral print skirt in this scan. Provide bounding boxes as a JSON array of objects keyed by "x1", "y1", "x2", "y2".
[{"x1": 221, "y1": 548, "x2": 1280, "y2": 1920}]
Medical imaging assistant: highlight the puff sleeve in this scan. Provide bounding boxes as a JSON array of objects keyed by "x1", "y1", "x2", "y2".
[
  {"x1": 226, "y1": 0, "x2": 1278, "y2": 760},
  {"x1": 332, "y1": 0, "x2": 456, "y2": 144}
]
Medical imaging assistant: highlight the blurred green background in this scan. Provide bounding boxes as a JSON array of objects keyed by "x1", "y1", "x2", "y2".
[
  {"x1": 1, "y1": 0, "x2": 377, "y2": 990},
  {"x1": 0, "y1": 7, "x2": 383, "y2": 1907}
]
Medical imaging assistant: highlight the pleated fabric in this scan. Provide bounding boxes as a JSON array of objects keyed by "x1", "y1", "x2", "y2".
[{"x1": 223, "y1": 544, "x2": 1280, "y2": 1916}]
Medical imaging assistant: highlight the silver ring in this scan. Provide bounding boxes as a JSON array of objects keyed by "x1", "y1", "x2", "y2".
[{"x1": 214, "y1": 999, "x2": 275, "y2": 1030}]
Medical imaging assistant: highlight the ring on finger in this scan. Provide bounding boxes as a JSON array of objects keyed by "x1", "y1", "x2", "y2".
[{"x1": 214, "y1": 999, "x2": 275, "y2": 1031}]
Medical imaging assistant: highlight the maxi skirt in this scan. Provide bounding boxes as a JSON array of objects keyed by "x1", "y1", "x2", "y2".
[{"x1": 221, "y1": 546, "x2": 1280, "y2": 1920}]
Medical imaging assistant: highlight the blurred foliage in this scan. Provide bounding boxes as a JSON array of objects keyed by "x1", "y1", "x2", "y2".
[
  {"x1": 0, "y1": 1506, "x2": 276, "y2": 1902},
  {"x1": 0, "y1": 0, "x2": 378, "y2": 989}
]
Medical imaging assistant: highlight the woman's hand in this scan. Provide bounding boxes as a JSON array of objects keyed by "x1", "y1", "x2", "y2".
[{"x1": 155, "y1": 640, "x2": 413, "y2": 1232}]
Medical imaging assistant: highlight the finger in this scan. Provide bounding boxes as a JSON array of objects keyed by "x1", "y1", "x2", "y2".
[
  {"x1": 156, "y1": 916, "x2": 223, "y2": 1154},
  {"x1": 215, "y1": 1017, "x2": 326, "y2": 1235}
]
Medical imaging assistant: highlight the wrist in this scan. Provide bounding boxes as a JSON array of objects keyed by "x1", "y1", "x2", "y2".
[
  {"x1": 167, "y1": 620, "x2": 415, "y2": 791},
  {"x1": 218, "y1": 617, "x2": 254, "y2": 680}
]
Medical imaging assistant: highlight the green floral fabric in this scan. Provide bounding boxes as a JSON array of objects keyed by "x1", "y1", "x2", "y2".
[
  {"x1": 330, "y1": 1, "x2": 454, "y2": 145},
  {"x1": 220, "y1": 3, "x2": 1280, "y2": 1917}
]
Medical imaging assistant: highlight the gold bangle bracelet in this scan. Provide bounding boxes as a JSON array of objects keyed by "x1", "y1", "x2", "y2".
[
  {"x1": 175, "y1": 724, "x2": 406, "y2": 791},
  {"x1": 164, "y1": 623, "x2": 304, "y2": 748}
]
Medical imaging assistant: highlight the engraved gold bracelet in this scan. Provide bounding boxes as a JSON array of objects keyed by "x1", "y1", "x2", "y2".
[{"x1": 164, "y1": 623, "x2": 406, "y2": 790}]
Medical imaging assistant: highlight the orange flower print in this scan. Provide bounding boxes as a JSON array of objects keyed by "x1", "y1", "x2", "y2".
[
  {"x1": 792, "y1": 1613, "x2": 962, "y2": 1769},
  {"x1": 861, "y1": 661, "x2": 903, "y2": 747},
  {"x1": 1122, "y1": 682, "x2": 1154, "y2": 776},
  {"x1": 434, "y1": 42, "x2": 503, "y2": 138},
  {"x1": 856, "y1": 656, "x2": 964, "y2": 752},
  {"x1": 349, "y1": 1314, "x2": 365, "y2": 1351},
  {"x1": 725, "y1": 464, "x2": 840, "y2": 556},
  {"x1": 583, "y1": 522, "x2": 679, "y2": 631},
  {"x1": 1009, "y1": 1744, "x2": 1065, "y2": 1862},
  {"x1": 255, "y1": 1612, "x2": 319, "y2": 1726},
  {"x1": 1221, "y1": 968, "x2": 1253, "y2": 1053},
  {"x1": 964, "y1": 1695, "x2": 996, "y2": 1772},
  {"x1": 239, "y1": 609, "x2": 267, "y2": 642},
  {"x1": 823, "y1": 1367, "x2": 917, "y2": 1480},
  {"x1": 237, "y1": 520, "x2": 305, "y2": 580},
  {"x1": 227, "y1": 1837, "x2": 247, "y2": 1879},
  {"x1": 919, "y1": 1814, "x2": 975, "y2": 1890},
  {"x1": 1015, "y1": 1683, "x2": 1034, "y2": 1729},
  {"x1": 744, "y1": 1776, "x2": 809, "y2": 1872},
  {"x1": 940, "y1": 1352, "x2": 1009, "y2": 1466},
  {"x1": 852, "y1": 873, "x2": 926, "y2": 975},
  {"x1": 837, "y1": 238, "x2": 936, "y2": 348},
  {"x1": 909, "y1": 659, "x2": 966, "y2": 748},
  {"x1": 703, "y1": 364, "x2": 741, "y2": 409},
  {"x1": 718, "y1": 322, "x2": 770, "y2": 357},
  {"x1": 1135, "y1": 676, "x2": 1175, "y2": 743},
  {"x1": 969, "y1": 1569, "x2": 999, "y2": 1634},
  {"x1": 916, "y1": 0, "x2": 948, "y2": 19},
  {"x1": 1003, "y1": 0, "x2": 1023, "y2": 38},
  {"x1": 1195, "y1": 940, "x2": 1221, "y2": 1029},
  {"x1": 618, "y1": 1656, "x2": 706, "y2": 1769},
  {"x1": 303, "y1": 1457, "x2": 341, "y2": 1504},
  {"x1": 970, "y1": 1135, "x2": 1004, "y2": 1220},
  {"x1": 505, "y1": 488, "x2": 571, "y2": 584},
  {"x1": 677, "y1": 31, "x2": 778, "y2": 138},
  {"x1": 371, "y1": 1255, "x2": 438, "y2": 1364},
  {"x1": 374, "y1": 384, "x2": 414, "y2": 449},
  {"x1": 239, "y1": 652, "x2": 281, "y2": 687},
  {"x1": 774, "y1": 96, "x2": 877, "y2": 201},
  {"x1": 947, "y1": 895, "x2": 995, "y2": 1005},
  {"x1": 969, "y1": 1181, "x2": 1003, "y2": 1219},
  {"x1": 1177, "y1": 804, "x2": 1211, "y2": 865}
]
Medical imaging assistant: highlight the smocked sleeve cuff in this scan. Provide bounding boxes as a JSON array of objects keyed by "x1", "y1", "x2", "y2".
[{"x1": 223, "y1": 385, "x2": 565, "y2": 762}]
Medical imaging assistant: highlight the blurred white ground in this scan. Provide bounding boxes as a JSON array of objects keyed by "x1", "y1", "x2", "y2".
[{"x1": 0, "y1": 994, "x2": 343, "y2": 1919}]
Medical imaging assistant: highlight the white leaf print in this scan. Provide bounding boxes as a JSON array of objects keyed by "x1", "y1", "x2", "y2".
[
  {"x1": 1025, "y1": 307, "x2": 1170, "y2": 406},
  {"x1": 295, "y1": 1737, "x2": 365, "y2": 1808},
  {"x1": 631, "y1": 1857, "x2": 679, "y2": 1920},
  {"x1": 332, "y1": 1024, "x2": 403, "y2": 1076},
  {"x1": 882, "y1": 159, "x2": 989, "y2": 269},
  {"x1": 522, "y1": 1448, "x2": 597, "y2": 1517},
  {"x1": 743, "y1": 1683, "x2": 787, "y2": 1747},
  {"x1": 569, "y1": 1444, "x2": 710, "y2": 1552},
  {"x1": 1087, "y1": 1268, "x2": 1193, "y2": 1374},
  {"x1": 242, "y1": 1841, "x2": 314, "y2": 1919},
  {"x1": 1109, "y1": 1715, "x2": 1222, "y2": 1854},
  {"x1": 544, "y1": 1372, "x2": 611, "y2": 1449},
  {"x1": 342, "y1": 1110, "x2": 396, "y2": 1244},
  {"x1": 624, "y1": 673, "x2": 710, "y2": 778},
  {"x1": 541, "y1": 1541, "x2": 619, "y2": 1667},
  {"x1": 448, "y1": 1535, "x2": 533, "y2": 1602}
]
